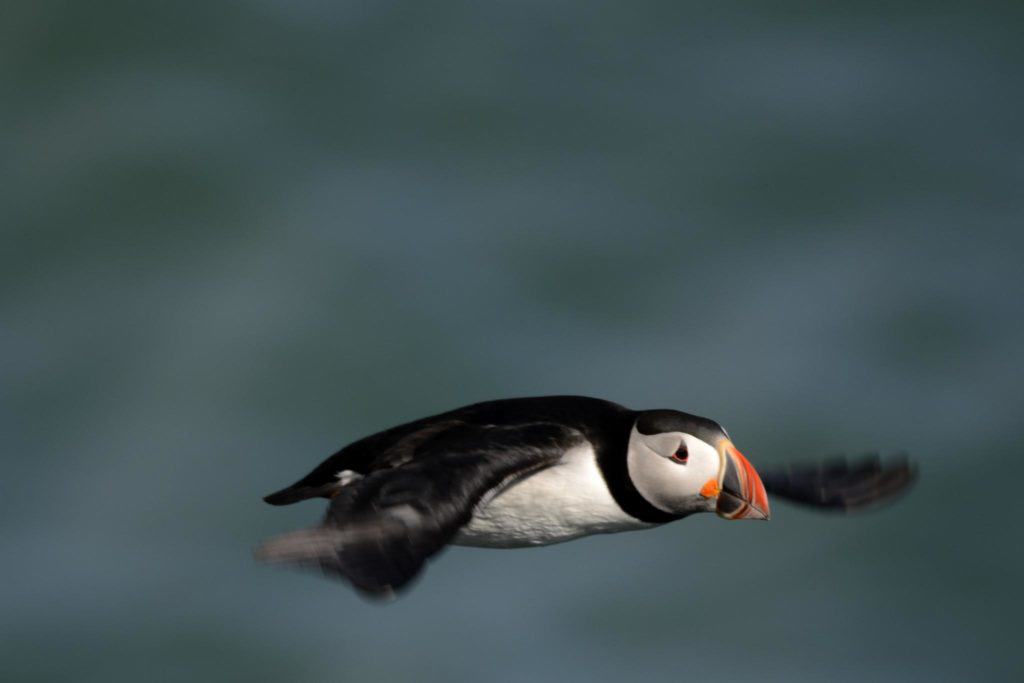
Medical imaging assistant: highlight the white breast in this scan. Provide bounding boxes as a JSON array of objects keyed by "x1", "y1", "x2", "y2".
[{"x1": 453, "y1": 442, "x2": 652, "y2": 548}]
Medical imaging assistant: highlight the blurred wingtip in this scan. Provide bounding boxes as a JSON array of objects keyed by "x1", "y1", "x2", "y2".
[
  {"x1": 763, "y1": 453, "x2": 918, "y2": 513},
  {"x1": 254, "y1": 525, "x2": 413, "y2": 602}
]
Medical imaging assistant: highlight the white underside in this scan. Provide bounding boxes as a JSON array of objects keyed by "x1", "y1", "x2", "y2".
[{"x1": 452, "y1": 442, "x2": 652, "y2": 548}]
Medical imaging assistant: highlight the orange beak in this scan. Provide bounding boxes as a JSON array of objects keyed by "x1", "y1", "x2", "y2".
[{"x1": 715, "y1": 442, "x2": 771, "y2": 520}]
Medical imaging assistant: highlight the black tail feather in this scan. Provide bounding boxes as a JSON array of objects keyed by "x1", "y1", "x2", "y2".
[{"x1": 263, "y1": 482, "x2": 339, "y2": 506}]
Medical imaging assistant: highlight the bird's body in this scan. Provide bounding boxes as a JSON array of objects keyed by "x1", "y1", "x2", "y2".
[
  {"x1": 257, "y1": 395, "x2": 914, "y2": 598},
  {"x1": 454, "y1": 440, "x2": 650, "y2": 548}
]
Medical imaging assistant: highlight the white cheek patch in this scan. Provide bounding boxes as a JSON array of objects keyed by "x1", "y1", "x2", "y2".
[
  {"x1": 641, "y1": 431, "x2": 684, "y2": 457},
  {"x1": 679, "y1": 435, "x2": 721, "y2": 489},
  {"x1": 627, "y1": 427, "x2": 720, "y2": 514}
]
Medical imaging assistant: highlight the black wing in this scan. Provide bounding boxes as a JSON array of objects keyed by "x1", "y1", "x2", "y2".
[
  {"x1": 255, "y1": 422, "x2": 583, "y2": 597},
  {"x1": 760, "y1": 454, "x2": 916, "y2": 512},
  {"x1": 261, "y1": 418, "x2": 462, "y2": 505}
]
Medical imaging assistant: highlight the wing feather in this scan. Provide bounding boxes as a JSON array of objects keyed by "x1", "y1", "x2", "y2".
[{"x1": 760, "y1": 454, "x2": 916, "y2": 512}]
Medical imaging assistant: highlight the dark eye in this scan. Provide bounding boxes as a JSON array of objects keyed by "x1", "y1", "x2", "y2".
[{"x1": 670, "y1": 443, "x2": 688, "y2": 464}]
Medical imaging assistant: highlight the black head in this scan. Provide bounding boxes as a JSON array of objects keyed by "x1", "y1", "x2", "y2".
[{"x1": 635, "y1": 409, "x2": 728, "y2": 446}]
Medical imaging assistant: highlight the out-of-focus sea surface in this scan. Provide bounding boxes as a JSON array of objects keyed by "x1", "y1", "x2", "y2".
[{"x1": 3, "y1": 2, "x2": 1022, "y2": 681}]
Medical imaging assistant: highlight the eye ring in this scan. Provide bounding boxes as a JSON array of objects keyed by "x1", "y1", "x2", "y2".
[{"x1": 670, "y1": 444, "x2": 689, "y2": 464}]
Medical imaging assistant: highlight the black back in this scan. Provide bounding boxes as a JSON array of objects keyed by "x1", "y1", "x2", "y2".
[
  {"x1": 264, "y1": 395, "x2": 683, "y2": 524},
  {"x1": 264, "y1": 396, "x2": 627, "y2": 498}
]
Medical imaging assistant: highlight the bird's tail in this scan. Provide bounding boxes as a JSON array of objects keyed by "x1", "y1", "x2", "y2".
[{"x1": 262, "y1": 481, "x2": 342, "y2": 506}]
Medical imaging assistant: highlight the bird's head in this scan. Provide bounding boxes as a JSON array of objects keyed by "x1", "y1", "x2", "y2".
[{"x1": 627, "y1": 409, "x2": 770, "y2": 520}]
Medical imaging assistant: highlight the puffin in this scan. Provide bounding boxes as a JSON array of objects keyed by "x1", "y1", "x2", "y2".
[{"x1": 256, "y1": 395, "x2": 915, "y2": 598}]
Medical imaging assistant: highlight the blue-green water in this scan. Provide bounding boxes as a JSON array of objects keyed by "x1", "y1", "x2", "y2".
[{"x1": 3, "y1": 2, "x2": 1023, "y2": 681}]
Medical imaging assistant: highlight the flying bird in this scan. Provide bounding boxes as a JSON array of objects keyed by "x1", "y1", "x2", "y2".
[{"x1": 256, "y1": 395, "x2": 915, "y2": 598}]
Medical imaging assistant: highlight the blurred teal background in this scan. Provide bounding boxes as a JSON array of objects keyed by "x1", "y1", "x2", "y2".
[{"x1": 3, "y1": 2, "x2": 1023, "y2": 681}]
